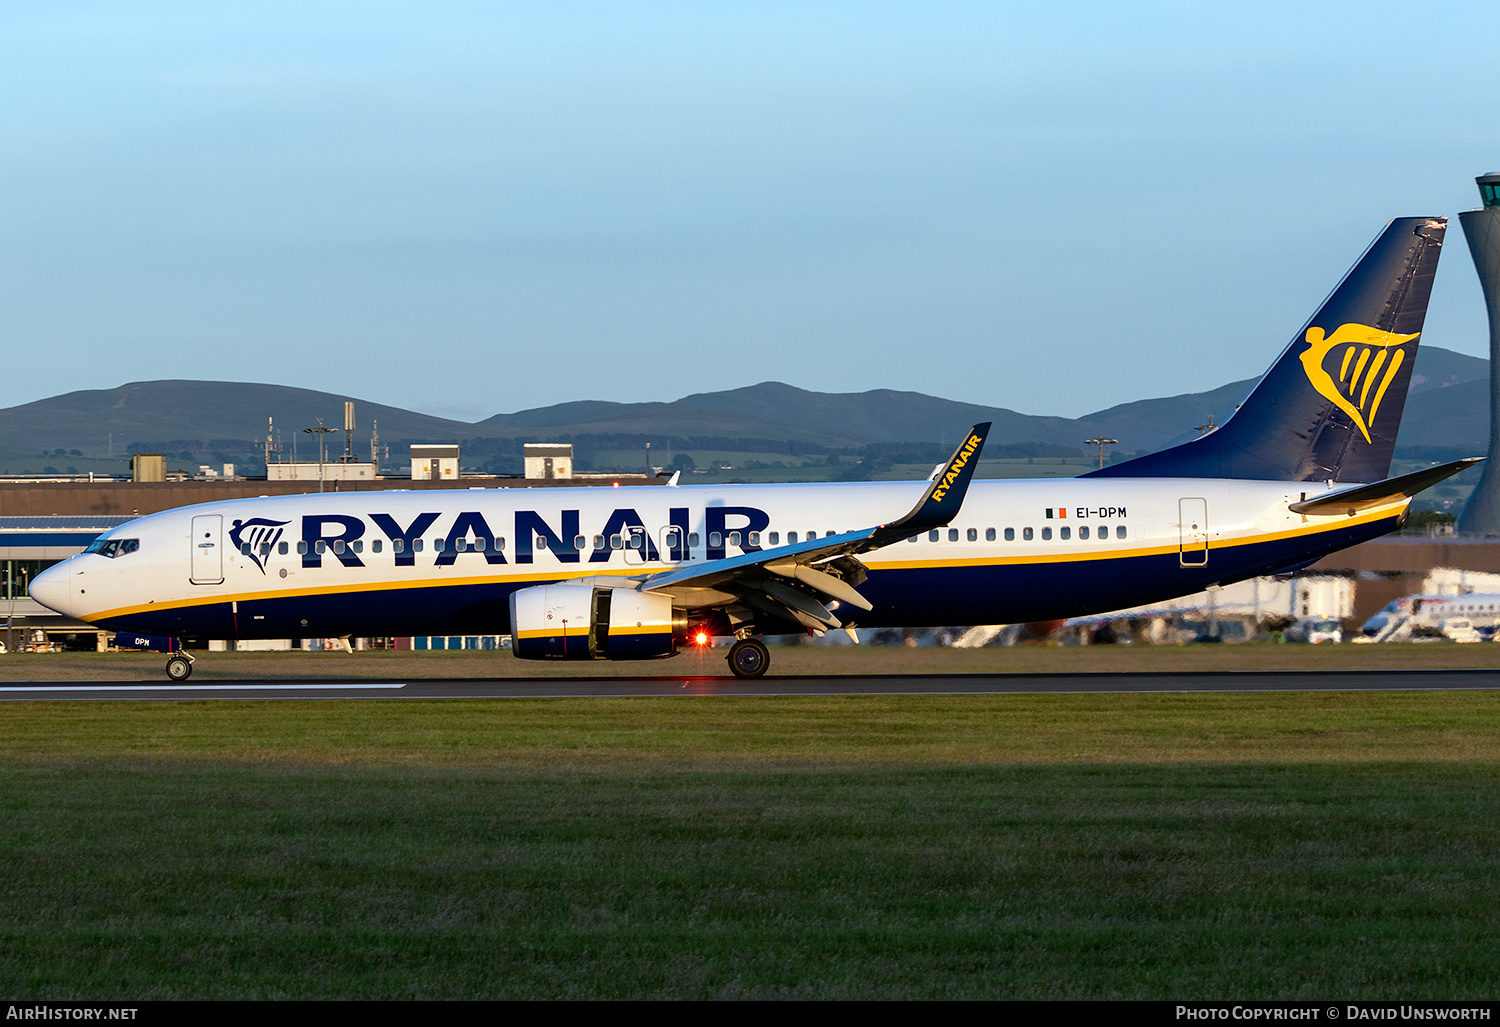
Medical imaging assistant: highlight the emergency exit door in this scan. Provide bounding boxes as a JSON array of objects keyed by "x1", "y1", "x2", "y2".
[
  {"x1": 1179, "y1": 498, "x2": 1208, "y2": 567},
  {"x1": 623, "y1": 525, "x2": 651, "y2": 565},
  {"x1": 190, "y1": 514, "x2": 224, "y2": 584}
]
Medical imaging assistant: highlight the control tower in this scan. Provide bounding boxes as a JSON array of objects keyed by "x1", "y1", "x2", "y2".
[{"x1": 1454, "y1": 173, "x2": 1500, "y2": 533}]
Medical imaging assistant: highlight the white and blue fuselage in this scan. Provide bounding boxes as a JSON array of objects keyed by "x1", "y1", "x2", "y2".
[{"x1": 29, "y1": 476, "x2": 1406, "y2": 641}]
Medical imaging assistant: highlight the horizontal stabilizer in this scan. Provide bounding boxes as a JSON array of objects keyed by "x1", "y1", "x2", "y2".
[{"x1": 1288, "y1": 457, "x2": 1482, "y2": 515}]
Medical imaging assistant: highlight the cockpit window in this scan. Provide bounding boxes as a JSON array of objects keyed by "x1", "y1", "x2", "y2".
[{"x1": 84, "y1": 538, "x2": 139, "y2": 558}]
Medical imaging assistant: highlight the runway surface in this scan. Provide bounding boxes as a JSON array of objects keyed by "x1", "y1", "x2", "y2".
[{"x1": 3, "y1": 669, "x2": 1500, "y2": 700}]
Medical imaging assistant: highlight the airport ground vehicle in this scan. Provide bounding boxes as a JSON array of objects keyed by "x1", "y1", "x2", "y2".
[
  {"x1": 30, "y1": 218, "x2": 1479, "y2": 679},
  {"x1": 1286, "y1": 617, "x2": 1343, "y2": 644}
]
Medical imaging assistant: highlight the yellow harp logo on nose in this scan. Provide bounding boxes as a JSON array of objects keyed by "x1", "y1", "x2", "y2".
[{"x1": 1298, "y1": 323, "x2": 1420, "y2": 444}]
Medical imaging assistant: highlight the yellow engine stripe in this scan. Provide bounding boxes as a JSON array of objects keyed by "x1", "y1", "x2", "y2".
[{"x1": 514, "y1": 627, "x2": 590, "y2": 640}]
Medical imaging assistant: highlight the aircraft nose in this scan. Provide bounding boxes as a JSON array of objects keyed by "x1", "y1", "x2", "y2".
[{"x1": 28, "y1": 562, "x2": 73, "y2": 617}]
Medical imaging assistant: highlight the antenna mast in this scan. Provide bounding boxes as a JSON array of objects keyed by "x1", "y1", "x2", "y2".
[
  {"x1": 342, "y1": 401, "x2": 356, "y2": 463},
  {"x1": 264, "y1": 417, "x2": 283, "y2": 469}
]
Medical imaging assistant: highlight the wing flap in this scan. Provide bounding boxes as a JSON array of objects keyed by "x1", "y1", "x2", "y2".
[
  {"x1": 763, "y1": 559, "x2": 874, "y2": 611},
  {"x1": 760, "y1": 578, "x2": 841, "y2": 628}
]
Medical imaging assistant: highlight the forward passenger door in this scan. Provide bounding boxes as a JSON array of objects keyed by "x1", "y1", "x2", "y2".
[{"x1": 190, "y1": 514, "x2": 225, "y2": 584}]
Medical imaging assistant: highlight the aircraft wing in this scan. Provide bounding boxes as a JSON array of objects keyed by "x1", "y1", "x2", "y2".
[{"x1": 635, "y1": 423, "x2": 990, "y2": 631}]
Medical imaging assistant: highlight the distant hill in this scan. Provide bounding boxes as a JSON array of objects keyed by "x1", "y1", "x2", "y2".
[
  {"x1": 477, "y1": 382, "x2": 1077, "y2": 449},
  {"x1": 0, "y1": 381, "x2": 479, "y2": 456},
  {"x1": 478, "y1": 344, "x2": 1492, "y2": 454},
  {"x1": 0, "y1": 346, "x2": 1488, "y2": 462}
]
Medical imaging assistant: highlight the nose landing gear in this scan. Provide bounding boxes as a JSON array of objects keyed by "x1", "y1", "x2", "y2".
[{"x1": 111, "y1": 633, "x2": 196, "y2": 681}]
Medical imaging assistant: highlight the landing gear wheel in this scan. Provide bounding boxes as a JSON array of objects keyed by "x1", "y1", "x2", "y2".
[
  {"x1": 165, "y1": 656, "x2": 192, "y2": 682},
  {"x1": 727, "y1": 638, "x2": 770, "y2": 679}
]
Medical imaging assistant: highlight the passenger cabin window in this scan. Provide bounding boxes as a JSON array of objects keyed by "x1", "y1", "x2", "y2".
[
  {"x1": 594, "y1": 535, "x2": 606, "y2": 551},
  {"x1": 1060, "y1": 527, "x2": 1070, "y2": 540},
  {"x1": 413, "y1": 539, "x2": 424, "y2": 553},
  {"x1": 728, "y1": 531, "x2": 741, "y2": 547},
  {"x1": 748, "y1": 531, "x2": 760, "y2": 547},
  {"x1": 279, "y1": 541, "x2": 290, "y2": 555},
  {"x1": 928, "y1": 530, "x2": 939, "y2": 542},
  {"x1": 768, "y1": 532, "x2": 779, "y2": 546},
  {"x1": 533, "y1": 536, "x2": 545, "y2": 551},
  {"x1": 1022, "y1": 528, "x2": 1033, "y2": 541},
  {"x1": 393, "y1": 539, "x2": 405, "y2": 554},
  {"x1": 948, "y1": 529, "x2": 959, "y2": 542},
  {"x1": 1079, "y1": 527, "x2": 1089, "y2": 540},
  {"x1": 709, "y1": 531, "x2": 722, "y2": 548},
  {"x1": 1004, "y1": 528, "x2": 1014, "y2": 541},
  {"x1": 788, "y1": 532, "x2": 798, "y2": 544},
  {"x1": 297, "y1": 541, "x2": 309, "y2": 555},
  {"x1": 494, "y1": 537, "x2": 505, "y2": 550},
  {"x1": 574, "y1": 536, "x2": 587, "y2": 551},
  {"x1": 1115, "y1": 526, "x2": 1127, "y2": 539},
  {"x1": 967, "y1": 528, "x2": 978, "y2": 542},
  {"x1": 986, "y1": 528, "x2": 996, "y2": 541},
  {"x1": 333, "y1": 540, "x2": 345, "y2": 554},
  {"x1": 352, "y1": 540, "x2": 363, "y2": 553},
  {"x1": 372, "y1": 540, "x2": 383, "y2": 553},
  {"x1": 315, "y1": 540, "x2": 327, "y2": 554},
  {"x1": 688, "y1": 533, "x2": 700, "y2": 547},
  {"x1": 1041, "y1": 528, "x2": 1052, "y2": 540}
]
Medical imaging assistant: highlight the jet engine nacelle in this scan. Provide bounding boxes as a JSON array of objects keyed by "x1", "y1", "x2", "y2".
[{"x1": 509, "y1": 584, "x2": 681, "y2": 660}]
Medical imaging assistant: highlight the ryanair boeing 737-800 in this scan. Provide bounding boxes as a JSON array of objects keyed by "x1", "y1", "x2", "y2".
[{"x1": 29, "y1": 216, "x2": 1480, "y2": 680}]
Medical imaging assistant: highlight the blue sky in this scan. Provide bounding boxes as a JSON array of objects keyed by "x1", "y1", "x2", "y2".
[{"x1": 2, "y1": 2, "x2": 1495, "y2": 422}]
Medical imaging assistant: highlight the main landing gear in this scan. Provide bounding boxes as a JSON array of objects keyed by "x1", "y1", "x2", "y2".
[
  {"x1": 726, "y1": 637, "x2": 770, "y2": 679},
  {"x1": 165, "y1": 652, "x2": 195, "y2": 681}
]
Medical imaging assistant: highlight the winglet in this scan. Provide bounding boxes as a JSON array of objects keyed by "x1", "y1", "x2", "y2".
[{"x1": 877, "y1": 423, "x2": 990, "y2": 539}]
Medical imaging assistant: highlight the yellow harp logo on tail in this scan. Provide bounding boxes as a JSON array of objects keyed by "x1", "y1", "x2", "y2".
[{"x1": 1298, "y1": 323, "x2": 1420, "y2": 444}]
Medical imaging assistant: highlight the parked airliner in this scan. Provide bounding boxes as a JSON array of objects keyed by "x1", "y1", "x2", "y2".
[{"x1": 30, "y1": 217, "x2": 1479, "y2": 680}]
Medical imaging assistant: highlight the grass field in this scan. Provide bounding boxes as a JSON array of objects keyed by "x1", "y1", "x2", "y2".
[{"x1": 4, "y1": 689, "x2": 1500, "y2": 998}]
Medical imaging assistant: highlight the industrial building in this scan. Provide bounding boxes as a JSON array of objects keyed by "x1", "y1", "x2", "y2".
[{"x1": 524, "y1": 444, "x2": 573, "y2": 479}]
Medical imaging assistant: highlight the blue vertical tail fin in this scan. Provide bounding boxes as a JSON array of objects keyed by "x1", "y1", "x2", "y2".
[{"x1": 1088, "y1": 217, "x2": 1447, "y2": 483}]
